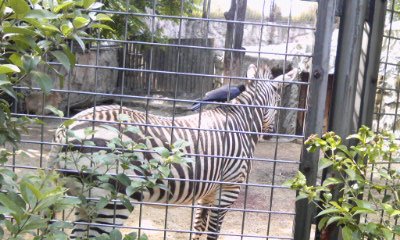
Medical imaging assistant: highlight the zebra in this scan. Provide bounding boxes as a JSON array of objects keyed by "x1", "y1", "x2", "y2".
[{"x1": 47, "y1": 64, "x2": 292, "y2": 239}]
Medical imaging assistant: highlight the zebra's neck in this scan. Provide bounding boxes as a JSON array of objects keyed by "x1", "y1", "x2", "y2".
[{"x1": 222, "y1": 82, "x2": 275, "y2": 140}]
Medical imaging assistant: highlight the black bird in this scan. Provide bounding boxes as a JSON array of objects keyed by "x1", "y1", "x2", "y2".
[{"x1": 190, "y1": 84, "x2": 246, "y2": 111}]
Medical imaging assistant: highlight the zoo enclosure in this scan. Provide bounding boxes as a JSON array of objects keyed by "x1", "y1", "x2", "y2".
[{"x1": 10, "y1": 0, "x2": 394, "y2": 239}]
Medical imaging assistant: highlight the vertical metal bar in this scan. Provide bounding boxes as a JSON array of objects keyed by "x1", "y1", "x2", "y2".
[
  {"x1": 163, "y1": 2, "x2": 185, "y2": 239},
  {"x1": 294, "y1": 0, "x2": 337, "y2": 240},
  {"x1": 349, "y1": 0, "x2": 388, "y2": 228},
  {"x1": 359, "y1": 0, "x2": 387, "y2": 127},
  {"x1": 239, "y1": 2, "x2": 269, "y2": 238},
  {"x1": 267, "y1": 1, "x2": 294, "y2": 238},
  {"x1": 323, "y1": 1, "x2": 369, "y2": 239},
  {"x1": 329, "y1": 0, "x2": 368, "y2": 136}
]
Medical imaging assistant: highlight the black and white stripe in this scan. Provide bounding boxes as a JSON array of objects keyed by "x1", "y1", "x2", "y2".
[{"x1": 48, "y1": 64, "x2": 287, "y2": 240}]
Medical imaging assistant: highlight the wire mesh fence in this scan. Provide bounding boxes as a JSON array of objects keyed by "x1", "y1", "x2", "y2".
[
  {"x1": 367, "y1": 0, "x2": 400, "y2": 231},
  {"x1": 10, "y1": 0, "x2": 324, "y2": 239}
]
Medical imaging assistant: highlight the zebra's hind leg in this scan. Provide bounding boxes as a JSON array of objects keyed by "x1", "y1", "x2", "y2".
[
  {"x1": 192, "y1": 194, "x2": 216, "y2": 240},
  {"x1": 205, "y1": 185, "x2": 241, "y2": 240}
]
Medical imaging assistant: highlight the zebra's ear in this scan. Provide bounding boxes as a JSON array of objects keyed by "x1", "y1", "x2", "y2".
[
  {"x1": 246, "y1": 64, "x2": 257, "y2": 79},
  {"x1": 272, "y1": 68, "x2": 299, "y2": 88},
  {"x1": 245, "y1": 64, "x2": 257, "y2": 86}
]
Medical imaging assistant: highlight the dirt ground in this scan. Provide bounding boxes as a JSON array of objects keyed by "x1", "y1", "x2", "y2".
[{"x1": 15, "y1": 119, "x2": 302, "y2": 240}]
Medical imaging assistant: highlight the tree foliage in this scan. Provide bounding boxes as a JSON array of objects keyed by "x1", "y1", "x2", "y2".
[
  {"x1": 0, "y1": 0, "x2": 113, "y2": 147},
  {"x1": 0, "y1": 1, "x2": 195, "y2": 238},
  {"x1": 102, "y1": 0, "x2": 201, "y2": 41}
]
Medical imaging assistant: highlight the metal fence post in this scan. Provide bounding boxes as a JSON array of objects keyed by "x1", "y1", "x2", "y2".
[
  {"x1": 329, "y1": 0, "x2": 369, "y2": 137},
  {"x1": 324, "y1": 0, "x2": 370, "y2": 239},
  {"x1": 359, "y1": 0, "x2": 387, "y2": 127},
  {"x1": 294, "y1": 1, "x2": 337, "y2": 239}
]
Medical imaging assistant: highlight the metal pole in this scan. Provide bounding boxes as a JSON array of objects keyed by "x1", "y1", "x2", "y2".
[
  {"x1": 359, "y1": 0, "x2": 387, "y2": 127},
  {"x1": 294, "y1": 0, "x2": 336, "y2": 239},
  {"x1": 329, "y1": 0, "x2": 369, "y2": 137},
  {"x1": 324, "y1": 0, "x2": 369, "y2": 239}
]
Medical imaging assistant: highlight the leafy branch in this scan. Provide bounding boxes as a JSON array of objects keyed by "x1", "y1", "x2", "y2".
[{"x1": 285, "y1": 126, "x2": 400, "y2": 239}]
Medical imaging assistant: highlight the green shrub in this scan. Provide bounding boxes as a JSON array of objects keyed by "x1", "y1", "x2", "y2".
[{"x1": 285, "y1": 126, "x2": 400, "y2": 239}]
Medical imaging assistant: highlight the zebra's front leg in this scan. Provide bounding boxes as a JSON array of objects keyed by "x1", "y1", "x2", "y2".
[
  {"x1": 206, "y1": 185, "x2": 241, "y2": 240},
  {"x1": 192, "y1": 194, "x2": 216, "y2": 240}
]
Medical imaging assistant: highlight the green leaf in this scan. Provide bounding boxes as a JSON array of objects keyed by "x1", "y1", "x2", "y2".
[
  {"x1": 120, "y1": 196, "x2": 134, "y2": 212},
  {"x1": 109, "y1": 229, "x2": 122, "y2": 240},
  {"x1": 346, "y1": 133, "x2": 360, "y2": 140},
  {"x1": 31, "y1": 71, "x2": 53, "y2": 94},
  {"x1": 153, "y1": 147, "x2": 170, "y2": 158},
  {"x1": 54, "y1": 1, "x2": 74, "y2": 13},
  {"x1": 0, "y1": 64, "x2": 20, "y2": 74},
  {"x1": 63, "y1": 119, "x2": 75, "y2": 127},
  {"x1": 173, "y1": 139, "x2": 190, "y2": 149},
  {"x1": 116, "y1": 173, "x2": 131, "y2": 186},
  {"x1": 5, "y1": 219, "x2": 17, "y2": 234},
  {"x1": 22, "y1": 217, "x2": 48, "y2": 231},
  {"x1": 353, "y1": 199, "x2": 374, "y2": 211},
  {"x1": 25, "y1": 9, "x2": 58, "y2": 19},
  {"x1": 96, "y1": 197, "x2": 109, "y2": 210},
  {"x1": 41, "y1": 23, "x2": 61, "y2": 33},
  {"x1": 82, "y1": 0, "x2": 96, "y2": 9},
  {"x1": 99, "y1": 125, "x2": 120, "y2": 134},
  {"x1": 61, "y1": 44, "x2": 76, "y2": 68},
  {"x1": 73, "y1": 16, "x2": 90, "y2": 29},
  {"x1": 322, "y1": 177, "x2": 343, "y2": 187},
  {"x1": 125, "y1": 125, "x2": 140, "y2": 134},
  {"x1": 139, "y1": 234, "x2": 148, "y2": 240},
  {"x1": 20, "y1": 181, "x2": 38, "y2": 206},
  {"x1": 342, "y1": 226, "x2": 353, "y2": 240},
  {"x1": 90, "y1": 23, "x2": 114, "y2": 31},
  {"x1": 0, "y1": 75, "x2": 8, "y2": 85},
  {"x1": 61, "y1": 22, "x2": 74, "y2": 36},
  {"x1": 382, "y1": 194, "x2": 391, "y2": 203},
  {"x1": 381, "y1": 227, "x2": 394, "y2": 240},
  {"x1": 317, "y1": 217, "x2": 328, "y2": 230},
  {"x1": 389, "y1": 209, "x2": 400, "y2": 217},
  {"x1": 72, "y1": 33, "x2": 86, "y2": 50},
  {"x1": 123, "y1": 232, "x2": 138, "y2": 240},
  {"x1": 0, "y1": 85, "x2": 17, "y2": 100},
  {"x1": 45, "y1": 105, "x2": 64, "y2": 117},
  {"x1": 9, "y1": 0, "x2": 30, "y2": 15},
  {"x1": 22, "y1": 56, "x2": 41, "y2": 73},
  {"x1": 95, "y1": 13, "x2": 113, "y2": 22},
  {"x1": 50, "y1": 221, "x2": 74, "y2": 229},
  {"x1": 9, "y1": 54, "x2": 23, "y2": 68},
  {"x1": 325, "y1": 216, "x2": 344, "y2": 227},
  {"x1": 318, "y1": 157, "x2": 333, "y2": 171},
  {"x1": 316, "y1": 207, "x2": 341, "y2": 217},
  {"x1": 87, "y1": 2, "x2": 104, "y2": 9},
  {"x1": 344, "y1": 168, "x2": 357, "y2": 181},
  {"x1": 158, "y1": 165, "x2": 170, "y2": 177},
  {"x1": 51, "y1": 50, "x2": 72, "y2": 71},
  {"x1": 352, "y1": 207, "x2": 375, "y2": 215},
  {"x1": 0, "y1": 193, "x2": 23, "y2": 223}
]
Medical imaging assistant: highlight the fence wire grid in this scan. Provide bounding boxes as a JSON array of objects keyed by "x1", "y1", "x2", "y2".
[
  {"x1": 369, "y1": 0, "x2": 400, "y2": 232},
  {"x1": 11, "y1": 0, "x2": 322, "y2": 240}
]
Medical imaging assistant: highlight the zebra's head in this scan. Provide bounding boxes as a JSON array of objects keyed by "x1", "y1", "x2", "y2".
[{"x1": 245, "y1": 64, "x2": 298, "y2": 139}]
